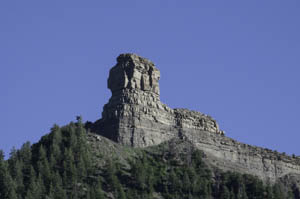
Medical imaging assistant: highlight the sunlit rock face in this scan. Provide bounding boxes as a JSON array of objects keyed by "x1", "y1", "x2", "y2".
[
  {"x1": 108, "y1": 53, "x2": 160, "y2": 97},
  {"x1": 93, "y1": 53, "x2": 221, "y2": 148},
  {"x1": 90, "y1": 53, "x2": 300, "y2": 184}
]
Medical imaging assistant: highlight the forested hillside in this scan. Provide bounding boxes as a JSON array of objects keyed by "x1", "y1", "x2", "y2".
[{"x1": 0, "y1": 118, "x2": 297, "y2": 199}]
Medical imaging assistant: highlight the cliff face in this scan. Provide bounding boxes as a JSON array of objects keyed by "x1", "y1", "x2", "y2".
[
  {"x1": 94, "y1": 53, "x2": 221, "y2": 147},
  {"x1": 92, "y1": 53, "x2": 300, "y2": 184}
]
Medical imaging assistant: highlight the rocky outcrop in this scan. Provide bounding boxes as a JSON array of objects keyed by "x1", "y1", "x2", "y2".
[
  {"x1": 91, "y1": 53, "x2": 300, "y2": 184},
  {"x1": 93, "y1": 53, "x2": 222, "y2": 148}
]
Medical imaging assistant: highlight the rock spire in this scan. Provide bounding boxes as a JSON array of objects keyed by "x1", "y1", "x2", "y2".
[{"x1": 92, "y1": 53, "x2": 222, "y2": 147}]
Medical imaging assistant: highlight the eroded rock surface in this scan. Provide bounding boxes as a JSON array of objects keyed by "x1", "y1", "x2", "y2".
[
  {"x1": 91, "y1": 53, "x2": 300, "y2": 184},
  {"x1": 93, "y1": 53, "x2": 222, "y2": 148}
]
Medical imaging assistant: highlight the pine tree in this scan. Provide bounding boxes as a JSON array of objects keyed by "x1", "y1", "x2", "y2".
[
  {"x1": 19, "y1": 142, "x2": 33, "y2": 192},
  {"x1": 8, "y1": 148, "x2": 24, "y2": 197},
  {"x1": 50, "y1": 124, "x2": 62, "y2": 165},
  {"x1": 219, "y1": 184, "x2": 230, "y2": 199},
  {"x1": 24, "y1": 166, "x2": 40, "y2": 199},
  {"x1": 237, "y1": 184, "x2": 248, "y2": 199},
  {"x1": 25, "y1": 180, "x2": 41, "y2": 199},
  {"x1": 182, "y1": 170, "x2": 191, "y2": 194},
  {"x1": 53, "y1": 183, "x2": 67, "y2": 199},
  {"x1": 169, "y1": 169, "x2": 180, "y2": 194},
  {"x1": 131, "y1": 158, "x2": 147, "y2": 191},
  {"x1": 116, "y1": 186, "x2": 126, "y2": 199},
  {"x1": 0, "y1": 150, "x2": 17, "y2": 199},
  {"x1": 37, "y1": 145, "x2": 52, "y2": 193},
  {"x1": 146, "y1": 166, "x2": 155, "y2": 194},
  {"x1": 287, "y1": 187, "x2": 295, "y2": 199},
  {"x1": 273, "y1": 183, "x2": 285, "y2": 199},
  {"x1": 51, "y1": 171, "x2": 67, "y2": 199},
  {"x1": 94, "y1": 180, "x2": 105, "y2": 199},
  {"x1": 105, "y1": 159, "x2": 120, "y2": 191},
  {"x1": 63, "y1": 148, "x2": 76, "y2": 187},
  {"x1": 265, "y1": 184, "x2": 274, "y2": 199}
]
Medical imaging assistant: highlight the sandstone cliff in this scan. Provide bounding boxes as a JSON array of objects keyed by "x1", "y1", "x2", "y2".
[{"x1": 91, "y1": 53, "x2": 300, "y2": 185}]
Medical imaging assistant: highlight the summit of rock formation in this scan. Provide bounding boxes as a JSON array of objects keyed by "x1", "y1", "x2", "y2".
[
  {"x1": 91, "y1": 53, "x2": 300, "y2": 184},
  {"x1": 108, "y1": 53, "x2": 160, "y2": 96}
]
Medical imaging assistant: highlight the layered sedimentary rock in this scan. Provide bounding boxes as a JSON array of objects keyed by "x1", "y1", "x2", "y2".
[
  {"x1": 93, "y1": 53, "x2": 222, "y2": 148},
  {"x1": 92, "y1": 53, "x2": 300, "y2": 183},
  {"x1": 183, "y1": 129, "x2": 300, "y2": 183}
]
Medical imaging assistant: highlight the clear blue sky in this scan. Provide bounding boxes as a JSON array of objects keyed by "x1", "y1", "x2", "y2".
[{"x1": 1, "y1": 1, "x2": 300, "y2": 158}]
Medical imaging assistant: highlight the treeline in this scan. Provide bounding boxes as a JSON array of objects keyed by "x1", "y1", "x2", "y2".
[
  {"x1": 0, "y1": 118, "x2": 298, "y2": 198},
  {"x1": 0, "y1": 118, "x2": 103, "y2": 199},
  {"x1": 107, "y1": 149, "x2": 296, "y2": 199}
]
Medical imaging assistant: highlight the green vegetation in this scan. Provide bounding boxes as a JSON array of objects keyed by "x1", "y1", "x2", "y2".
[
  {"x1": 0, "y1": 117, "x2": 298, "y2": 198},
  {"x1": 0, "y1": 118, "x2": 98, "y2": 199}
]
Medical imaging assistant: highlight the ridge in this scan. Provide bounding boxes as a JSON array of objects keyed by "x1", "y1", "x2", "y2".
[{"x1": 89, "y1": 53, "x2": 300, "y2": 184}]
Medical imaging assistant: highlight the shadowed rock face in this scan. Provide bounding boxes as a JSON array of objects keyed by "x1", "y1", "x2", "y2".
[{"x1": 91, "y1": 53, "x2": 300, "y2": 184}]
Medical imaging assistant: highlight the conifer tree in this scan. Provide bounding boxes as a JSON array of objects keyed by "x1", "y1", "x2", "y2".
[
  {"x1": 19, "y1": 142, "x2": 33, "y2": 192},
  {"x1": 50, "y1": 124, "x2": 62, "y2": 164},
  {"x1": 105, "y1": 159, "x2": 119, "y2": 191},
  {"x1": 116, "y1": 186, "x2": 126, "y2": 199},
  {"x1": 219, "y1": 184, "x2": 230, "y2": 199},
  {"x1": 63, "y1": 148, "x2": 76, "y2": 187},
  {"x1": 37, "y1": 145, "x2": 51, "y2": 193},
  {"x1": 169, "y1": 169, "x2": 180, "y2": 194},
  {"x1": 0, "y1": 150, "x2": 17, "y2": 199},
  {"x1": 273, "y1": 183, "x2": 285, "y2": 199},
  {"x1": 94, "y1": 180, "x2": 105, "y2": 199},
  {"x1": 8, "y1": 148, "x2": 24, "y2": 197},
  {"x1": 182, "y1": 170, "x2": 191, "y2": 194}
]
